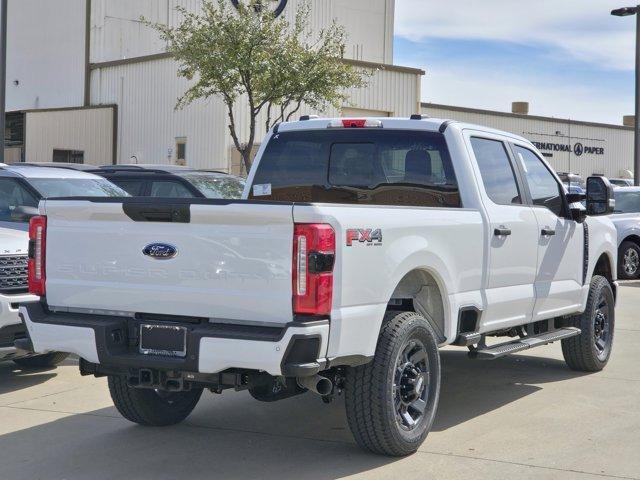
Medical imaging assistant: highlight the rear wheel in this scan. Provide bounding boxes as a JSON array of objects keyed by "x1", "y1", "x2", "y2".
[
  {"x1": 13, "y1": 352, "x2": 69, "y2": 368},
  {"x1": 619, "y1": 241, "x2": 640, "y2": 279},
  {"x1": 562, "y1": 275, "x2": 614, "y2": 372},
  {"x1": 108, "y1": 375, "x2": 203, "y2": 426},
  {"x1": 345, "y1": 311, "x2": 441, "y2": 456}
]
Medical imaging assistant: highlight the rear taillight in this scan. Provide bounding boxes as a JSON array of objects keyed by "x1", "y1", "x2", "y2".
[
  {"x1": 293, "y1": 224, "x2": 335, "y2": 315},
  {"x1": 28, "y1": 215, "x2": 47, "y2": 296}
]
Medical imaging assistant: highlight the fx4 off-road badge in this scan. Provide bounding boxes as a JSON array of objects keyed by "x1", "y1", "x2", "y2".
[
  {"x1": 231, "y1": 0, "x2": 288, "y2": 17},
  {"x1": 346, "y1": 229, "x2": 383, "y2": 247}
]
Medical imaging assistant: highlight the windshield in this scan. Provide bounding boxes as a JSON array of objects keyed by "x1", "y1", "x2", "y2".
[
  {"x1": 614, "y1": 190, "x2": 640, "y2": 214},
  {"x1": 0, "y1": 177, "x2": 127, "y2": 224},
  {"x1": 177, "y1": 173, "x2": 245, "y2": 199},
  {"x1": 28, "y1": 178, "x2": 129, "y2": 198}
]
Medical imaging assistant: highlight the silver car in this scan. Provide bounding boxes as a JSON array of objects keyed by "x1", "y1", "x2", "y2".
[
  {"x1": 611, "y1": 187, "x2": 640, "y2": 279},
  {"x1": 1, "y1": 164, "x2": 128, "y2": 367}
]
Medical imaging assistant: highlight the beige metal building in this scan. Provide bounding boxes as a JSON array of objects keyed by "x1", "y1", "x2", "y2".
[
  {"x1": 5, "y1": 0, "x2": 423, "y2": 172},
  {"x1": 422, "y1": 103, "x2": 634, "y2": 181}
]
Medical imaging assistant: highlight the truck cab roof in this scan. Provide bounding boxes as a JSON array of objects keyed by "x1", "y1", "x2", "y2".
[{"x1": 277, "y1": 116, "x2": 533, "y2": 145}]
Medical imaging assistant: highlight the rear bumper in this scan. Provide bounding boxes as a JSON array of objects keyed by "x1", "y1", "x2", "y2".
[{"x1": 20, "y1": 303, "x2": 329, "y2": 377}]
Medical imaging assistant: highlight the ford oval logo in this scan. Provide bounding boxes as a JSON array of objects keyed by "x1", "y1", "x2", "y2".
[{"x1": 143, "y1": 243, "x2": 178, "y2": 260}]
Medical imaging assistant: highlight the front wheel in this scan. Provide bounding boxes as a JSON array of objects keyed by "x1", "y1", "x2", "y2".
[
  {"x1": 345, "y1": 311, "x2": 441, "y2": 456},
  {"x1": 562, "y1": 275, "x2": 615, "y2": 372},
  {"x1": 108, "y1": 375, "x2": 203, "y2": 426},
  {"x1": 618, "y1": 241, "x2": 640, "y2": 280}
]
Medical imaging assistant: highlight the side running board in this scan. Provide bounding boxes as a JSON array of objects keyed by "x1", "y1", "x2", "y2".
[{"x1": 468, "y1": 327, "x2": 581, "y2": 360}]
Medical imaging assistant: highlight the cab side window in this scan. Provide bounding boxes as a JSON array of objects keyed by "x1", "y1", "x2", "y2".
[
  {"x1": 514, "y1": 146, "x2": 564, "y2": 217},
  {"x1": 471, "y1": 138, "x2": 522, "y2": 205}
]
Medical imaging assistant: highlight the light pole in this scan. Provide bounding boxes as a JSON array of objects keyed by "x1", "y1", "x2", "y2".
[
  {"x1": 0, "y1": 0, "x2": 7, "y2": 164},
  {"x1": 613, "y1": 6, "x2": 640, "y2": 186}
]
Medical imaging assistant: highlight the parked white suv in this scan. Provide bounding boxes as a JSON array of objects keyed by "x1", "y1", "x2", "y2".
[
  {"x1": 21, "y1": 117, "x2": 617, "y2": 455},
  {"x1": 1, "y1": 164, "x2": 128, "y2": 367}
]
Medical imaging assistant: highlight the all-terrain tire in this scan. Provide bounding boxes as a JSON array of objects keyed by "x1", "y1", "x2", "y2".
[
  {"x1": 13, "y1": 352, "x2": 69, "y2": 368},
  {"x1": 345, "y1": 311, "x2": 441, "y2": 456},
  {"x1": 618, "y1": 241, "x2": 640, "y2": 280},
  {"x1": 562, "y1": 275, "x2": 615, "y2": 372},
  {"x1": 108, "y1": 375, "x2": 203, "y2": 426}
]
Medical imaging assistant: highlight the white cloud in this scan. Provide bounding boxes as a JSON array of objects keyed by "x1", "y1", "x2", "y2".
[
  {"x1": 421, "y1": 63, "x2": 632, "y2": 125},
  {"x1": 396, "y1": 0, "x2": 636, "y2": 71}
]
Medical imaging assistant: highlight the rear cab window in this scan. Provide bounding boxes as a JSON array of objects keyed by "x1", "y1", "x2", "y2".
[{"x1": 249, "y1": 129, "x2": 460, "y2": 208}]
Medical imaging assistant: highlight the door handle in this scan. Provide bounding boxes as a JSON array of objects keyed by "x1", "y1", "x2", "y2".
[
  {"x1": 541, "y1": 228, "x2": 556, "y2": 237},
  {"x1": 494, "y1": 227, "x2": 512, "y2": 237}
]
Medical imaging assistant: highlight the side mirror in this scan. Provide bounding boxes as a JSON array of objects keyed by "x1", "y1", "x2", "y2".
[{"x1": 586, "y1": 176, "x2": 615, "y2": 216}]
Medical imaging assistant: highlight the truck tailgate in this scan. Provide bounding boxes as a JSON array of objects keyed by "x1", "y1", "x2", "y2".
[{"x1": 42, "y1": 199, "x2": 294, "y2": 325}]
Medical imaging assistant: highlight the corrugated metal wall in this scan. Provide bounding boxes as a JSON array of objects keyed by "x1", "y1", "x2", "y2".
[
  {"x1": 423, "y1": 104, "x2": 634, "y2": 180},
  {"x1": 25, "y1": 107, "x2": 115, "y2": 165},
  {"x1": 231, "y1": 64, "x2": 421, "y2": 145},
  {"x1": 6, "y1": 0, "x2": 86, "y2": 111},
  {"x1": 90, "y1": 0, "x2": 393, "y2": 65},
  {"x1": 91, "y1": 58, "x2": 421, "y2": 169},
  {"x1": 90, "y1": 58, "x2": 228, "y2": 169}
]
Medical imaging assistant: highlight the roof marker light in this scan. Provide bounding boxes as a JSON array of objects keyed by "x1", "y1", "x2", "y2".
[{"x1": 328, "y1": 119, "x2": 383, "y2": 129}]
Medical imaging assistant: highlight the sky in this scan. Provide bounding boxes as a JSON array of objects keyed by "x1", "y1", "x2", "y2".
[{"x1": 393, "y1": 0, "x2": 636, "y2": 125}]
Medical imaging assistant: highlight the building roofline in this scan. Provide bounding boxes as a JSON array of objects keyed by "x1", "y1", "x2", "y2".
[
  {"x1": 342, "y1": 58, "x2": 425, "y2": 75},
  {"x1": 9, "y1": 104, "x2": 117, "y2": 114},
  {"x1": 422, "y1": 102, "x2": 633, "y2": 132},
  {"x1": 89, "y1": 53, "x2": 425, "y2": 76}
]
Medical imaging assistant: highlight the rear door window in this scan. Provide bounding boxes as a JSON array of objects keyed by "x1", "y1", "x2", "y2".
[
  {"x1": 250, "y1": 129, "x2": 460, "y2": 207},
  {"x1": 471, "y1": 138, "x2": 522, "y2": 206}
]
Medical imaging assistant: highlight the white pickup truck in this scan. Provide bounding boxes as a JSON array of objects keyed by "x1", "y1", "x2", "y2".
[{"x1": 21, "y1": 117, "x2": 617, "y2": 456}]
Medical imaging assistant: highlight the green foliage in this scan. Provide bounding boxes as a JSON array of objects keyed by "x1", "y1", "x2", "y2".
[{"x1": 145, "y1": 0, "x2": 369, "y2": 172}]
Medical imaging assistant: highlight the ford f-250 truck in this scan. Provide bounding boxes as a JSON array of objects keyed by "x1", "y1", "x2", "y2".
[{"x1": 20, "y1": 117, "x2": 617, "y2": 456}]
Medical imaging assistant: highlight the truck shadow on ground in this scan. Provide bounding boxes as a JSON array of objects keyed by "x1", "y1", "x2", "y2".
[
  {"x1": 433, "y1": 349, "x2": 588, "y2": 431},
  {"x1": 0, "y1": 361, "x2": 57, "y2": 396},
  {"x1": 0, "y1": 350, "x2": 591, "y2": 480}
]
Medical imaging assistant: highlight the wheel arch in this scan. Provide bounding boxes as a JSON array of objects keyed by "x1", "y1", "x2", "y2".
[
  {"x1": 594, "y1": 251, "x2": 617, "y2": 300},
  {"x1": 387, "y1": 267, "x2": 449, "y2": 344},
  {"x1": 621, "y1": 234, "x2": 640, "y2": 248}
]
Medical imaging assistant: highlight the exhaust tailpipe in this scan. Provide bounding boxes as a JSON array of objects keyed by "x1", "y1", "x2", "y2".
[{"x1": 297, "y1": 375, "x2": 333, "y2": 396}]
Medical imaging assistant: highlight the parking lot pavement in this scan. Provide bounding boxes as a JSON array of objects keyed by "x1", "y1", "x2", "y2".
[{"x1": 1, "y1": 285, "x2": 639, "y2": 480}]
